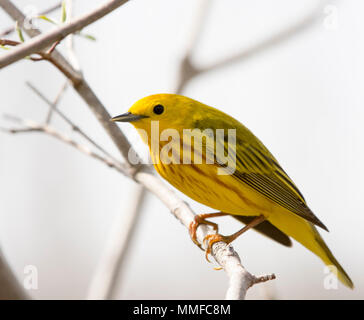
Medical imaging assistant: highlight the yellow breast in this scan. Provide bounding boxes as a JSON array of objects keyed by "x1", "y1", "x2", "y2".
[{"x1": 154, "y1": 160, "x2": 271, "y2": 216}]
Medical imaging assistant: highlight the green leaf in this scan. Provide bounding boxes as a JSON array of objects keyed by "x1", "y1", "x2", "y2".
[
  {"x1": 15, "y1": 21, "x2": 24, "y2": 42},
  {"x1": 79, "y1": 33, "x2": 96, "y2": 41},
  {"x1": 61, "y1": 1, "x2": 67, "y2": 23},
  {"x1": 38, "y1": 15, "x2": 58, "y2": 25}
]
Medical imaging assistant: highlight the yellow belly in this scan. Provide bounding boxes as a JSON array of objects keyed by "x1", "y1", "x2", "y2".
[{"x1": 154, "y1": 162, "x2": 274, "y2": 217}]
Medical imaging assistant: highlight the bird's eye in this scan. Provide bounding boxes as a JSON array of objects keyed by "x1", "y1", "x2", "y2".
[{"x1": 153, "y1": 104, "x2": 164, "y2": 115}]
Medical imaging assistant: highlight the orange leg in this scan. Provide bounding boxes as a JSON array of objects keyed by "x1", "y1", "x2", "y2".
[
  {"x1": 204, "y1": 215, "x2": 266, "y2": 261},
  {"x1": 189, "y1": 212, "x2": 228, "y2": 249}
]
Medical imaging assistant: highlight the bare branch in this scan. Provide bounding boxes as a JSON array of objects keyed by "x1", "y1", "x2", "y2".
[
  {"x1": 199, "y1": 3, "x2": 325, "y2": 74},
  {"x1": 0, "y1": 37, "x2": 61, "y2": 61},
  {"x1": 24, "y1": 81, "x2": 68, "y2": 124},
  {"x1": 0, "y1": 0, "x2": 130, "y2": 68},
  {"x1": 1, "y1": 115, "x2": 128, "y2": 175},
  {"x1": 183, "y1": 0, "x2": 211, "y2": 57},
  {"x1": 0, "y1": 0, "x2": 138, "y2": 173},
  {"x1": 175, "y1": 1, "x2": 327, "y2": 93},
  {"x1": 174, "y1": 0, "x2": 211, "y2": 94},
  {"x1": 47, "y1": 81, "x2": 68, "y2": 124},
  {"x1": 135, "y1": 171, "x2": 275, "y2": 300},
  {"x1": 0, "y1": 38, "x2": 20, "y2": 46},
  {"x1": 26, "y1": 81, "x2": 123, "y2": 166}
]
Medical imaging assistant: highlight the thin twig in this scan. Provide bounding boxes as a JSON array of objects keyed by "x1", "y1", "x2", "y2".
[
  {"x1": 25, "y1": 81, "x2": 122, "y2": 167},
  {"x1": 0, "y1": 37, "x2": 61, "y2": 61},
  {"x1": 1, "y1": 115, "x2": 128, "y2": 175},
  {"x1": 174, "y1": 0, "x2": 211, "y2": 94},
  {"x1": 183, "y1": 0, "x2": 211, "y2": 57},
  {"x1": 0, "y1": 38, "x2": 20, "y2": 46},
  {"x1": 47, "y1": 81, "x2": 68, "y2": 123},
  {"x1": 46, "y1": 40, "x2": 60, "y2": 55},
  {"x1": 25, "y1": 80, "x2": 68, "y2": 124}
]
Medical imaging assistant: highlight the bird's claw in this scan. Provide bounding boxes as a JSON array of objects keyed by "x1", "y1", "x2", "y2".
[
  {"x1": 203, "y1": 234, "x2": 230, "y2": 262},
  {"x1": 189, "y1": 220, "x2": 203, "y2": 250},
  {"x1": 189, "y1": 215, "x2": 219, "y2": 251}
]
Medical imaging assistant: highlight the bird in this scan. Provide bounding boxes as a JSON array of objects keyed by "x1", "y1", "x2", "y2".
[{"x1": 111, "y1": 93, "x2": 353, "y2": 288}]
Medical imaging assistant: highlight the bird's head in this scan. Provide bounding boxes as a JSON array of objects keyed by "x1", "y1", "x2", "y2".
[{"x1": 111, "y1": 94, "x2": 201, "y2": 134}]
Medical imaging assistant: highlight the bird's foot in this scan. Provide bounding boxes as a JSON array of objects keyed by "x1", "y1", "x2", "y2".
[
  {"x1": 189, "y1": 214, "x2": 219, "y2": 250},
  {"x1": 203, "y1": 233, "x2": 232, "y2": 262}
]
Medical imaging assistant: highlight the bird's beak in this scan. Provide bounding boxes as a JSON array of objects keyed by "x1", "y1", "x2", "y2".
[{"x1": 111, "y1": 112, "x2": 149, "y2": 122}]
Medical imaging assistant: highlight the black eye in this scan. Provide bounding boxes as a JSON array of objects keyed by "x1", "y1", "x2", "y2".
[{"x1": 153, "y1": 104, "x2": 164, "y2": 115}]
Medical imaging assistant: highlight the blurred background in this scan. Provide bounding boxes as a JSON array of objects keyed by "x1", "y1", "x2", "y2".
[{"x1": 0, "y1": 0, "x2": 363, "y2": 299}]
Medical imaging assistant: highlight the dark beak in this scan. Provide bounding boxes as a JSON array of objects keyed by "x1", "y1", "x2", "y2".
[{"x1": 111, "y1": 112, "x2": 149, "y2": 122}]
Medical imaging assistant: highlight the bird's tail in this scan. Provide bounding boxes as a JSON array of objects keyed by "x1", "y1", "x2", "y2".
[{"x1": 268, "y1": 211, "x2": 353, "y2": 288}]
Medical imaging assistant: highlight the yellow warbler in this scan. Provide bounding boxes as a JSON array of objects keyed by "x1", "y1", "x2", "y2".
[{"x1": 112, "y1": 94, "x2": 353, "y2": 288}]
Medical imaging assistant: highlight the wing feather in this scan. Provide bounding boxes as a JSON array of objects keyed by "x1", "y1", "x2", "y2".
[
  {"x1": 232, "y1": 143, "x2": 328, "y2": 230},
  {"x1": 192, "y1": 113, "x2": 327, "y2": 231}
]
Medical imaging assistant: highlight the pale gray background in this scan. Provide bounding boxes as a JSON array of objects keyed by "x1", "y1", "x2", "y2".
[{"x1": 0, "y1": 0, "x2": 363, "y2": 299}]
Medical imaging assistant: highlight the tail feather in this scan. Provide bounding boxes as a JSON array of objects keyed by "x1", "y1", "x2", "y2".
[
  {"x1": 233, "y1": 215, "x2": 292, "y2": 247},
  {"x1": 268, "y1": 211, "x2": 353, "y2": 288},
  {"x1": 312, "y1": 227, "x2": 354, "y2": 288}
]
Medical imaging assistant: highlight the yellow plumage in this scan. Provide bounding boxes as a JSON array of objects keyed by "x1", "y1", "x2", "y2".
[{"x1": 112, "y1": 94, "x2": 353, "y2": 288}]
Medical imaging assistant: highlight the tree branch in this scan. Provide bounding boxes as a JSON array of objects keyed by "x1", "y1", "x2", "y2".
[
  {"x1": 0, "y1": 0, "x2": 130, "y2": 68},
  {"x1": 175, "y1": 0, "x2": 328, "y2": 93},
  {"x1": 1, "y1": 115, "x2": 128, "y2": 175},
  {"x1": 24, "y1": 81, "x2": 121, "y2": 166},
  {"x1": 0, "y1": 0, "x2": 138, "y2": 175},
  {"x1": 134, "y1": 172, "x2": 275, "y2": 300},
  {"x1": 25, "y1": 81, "x2": 68, "y2": 124},
  {"x1": 0, "y1": 38, "x2": 19, "y2": 46}
]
